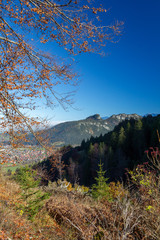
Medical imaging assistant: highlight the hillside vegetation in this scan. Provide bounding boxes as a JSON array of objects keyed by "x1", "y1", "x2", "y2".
[
  {"x1": 38, "y1": 115, "x2": 160, "y2": 186},
  {"x1": 0, "y1": 149, "x2": 160, "y2": 240}
]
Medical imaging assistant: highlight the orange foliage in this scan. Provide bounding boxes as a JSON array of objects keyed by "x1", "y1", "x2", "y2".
[{"x1": 0, "y1": 0, "x2": 123, "y2": 161}]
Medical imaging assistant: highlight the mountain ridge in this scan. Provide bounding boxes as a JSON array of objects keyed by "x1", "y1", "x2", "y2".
[{"x1": 43, "y1": 113, "x2": 142, "y2": 146}]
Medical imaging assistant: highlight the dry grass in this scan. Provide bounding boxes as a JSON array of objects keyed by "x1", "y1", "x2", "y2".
[
  {"x1": 44, "y1": 175, "x2": 160, "y2": 240},
  {"x1": 0, "y1": 172, "x2": 61, "y2": 240},
  {"x1": 45, "y1": 191, "x2": 142, "y2": 240},
  {"x1": 0, "y1": 162, "x2": 160, "y2": 240}
]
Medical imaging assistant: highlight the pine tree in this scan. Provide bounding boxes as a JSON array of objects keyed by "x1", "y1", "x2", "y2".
[
  {"x1": 126, "y1": 122, "x2": 131, "y2": 133},
  {"x1": 88, "y1": 143, "x2": 94, "y2": 156},
  {"x1": 92, "y1": 160, "x2": 110, "y2": 200},
  {"x1": 99, "y1": 142, "x2": 105, "y2": 158},
  {"x1": 135, "y1": 119, "x2": 143, "y2": 131},
  {"x1": 110, "y1": 132, "x2": 117, "y2": 148},
  {"x1": 118, "y1": 127, "x2": 126, "y2": 146}
]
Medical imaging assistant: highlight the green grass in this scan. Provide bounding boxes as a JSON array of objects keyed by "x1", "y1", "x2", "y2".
[{"x1": 1, "y1": 163, "x2": 21, "y2": 174}]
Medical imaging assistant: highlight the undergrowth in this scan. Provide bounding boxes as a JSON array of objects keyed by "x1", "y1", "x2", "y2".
[{"x1": 0, "y1": 147, "x2": 160, "y2": 240}]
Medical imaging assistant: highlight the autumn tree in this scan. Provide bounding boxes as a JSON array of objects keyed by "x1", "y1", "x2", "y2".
[{"x1": 0, "y1": 0, "x2": 123, "y2": 154}]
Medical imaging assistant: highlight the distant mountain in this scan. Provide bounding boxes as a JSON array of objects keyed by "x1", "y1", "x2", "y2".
[{"x1": 39, "y1": 113, "x2": 142, "y2": 146}]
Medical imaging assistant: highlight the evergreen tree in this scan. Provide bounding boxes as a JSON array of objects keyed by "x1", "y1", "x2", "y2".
[
  {"x1": 135, "y1": 119, "x2": 143, "y2": 131},
  {"x1": 99, "y1": 142, "x2": 105, "y2": 158},
  {"x1": 88, "y1": 143, "x2": 94, "y2": 156},
  {"x1": 110, "y1": 132, "x2": 117, "y2": 148},
  {"x1": 118, "y1": 127, "x2": 126, "y2": 146},
  {"x1": 81, "y1": 139, "x2": 86, "y2": 149},
  {"x1": 92, "y1": 160, "x2": 110, "y2": 200},
  {"x1": 107, "y1": 146, "x2": 113, "y2": 166},
  {"x1": 108, "y1": 146, "x2": 113, "y2": 159},
  {"x1": 126, "y1": 122, "x2": 131, "y2": 133}
]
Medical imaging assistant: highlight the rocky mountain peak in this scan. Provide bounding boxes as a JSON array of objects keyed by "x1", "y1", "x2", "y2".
[
  {"x1": 86, "y1": 114, "x2": 101, "y2": 120},
  {"x1": 110, "y1": 113, "x2": 141, "y2": 121}
]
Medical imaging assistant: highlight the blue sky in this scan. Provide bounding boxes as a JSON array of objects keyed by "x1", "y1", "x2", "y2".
[{"x1": 31, "y1": 0, "x2": 160, "y2": 125}]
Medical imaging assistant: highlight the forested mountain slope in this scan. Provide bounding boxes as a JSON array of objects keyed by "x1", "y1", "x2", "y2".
[{"x1": 39, "y1": 115, "x2": 160, "y2": 186}]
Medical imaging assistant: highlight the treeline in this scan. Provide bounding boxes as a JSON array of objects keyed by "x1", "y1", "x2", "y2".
[{"x1": 38, "y1": 115, "x2": 160, "y2": 186}]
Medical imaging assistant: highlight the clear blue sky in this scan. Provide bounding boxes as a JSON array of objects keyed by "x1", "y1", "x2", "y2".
[{"x1": 31, "y1": 0, "x2": 160, "y2": 125}]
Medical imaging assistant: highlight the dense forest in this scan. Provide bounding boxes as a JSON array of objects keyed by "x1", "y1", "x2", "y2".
[{"x1": 38, "y1": 115, "x2": 160, "y2": 186}]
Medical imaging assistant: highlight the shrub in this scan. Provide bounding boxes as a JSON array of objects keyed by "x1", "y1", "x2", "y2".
[
  {"x1": 128, "y1": 149, "x2": 160, "y2": 240},
  {"x1": 13, "y1": 165, "x2": 51, "y2": 220},
  {"x1": 13, "y1": 166, "x2": 40, "y2": 189}
]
